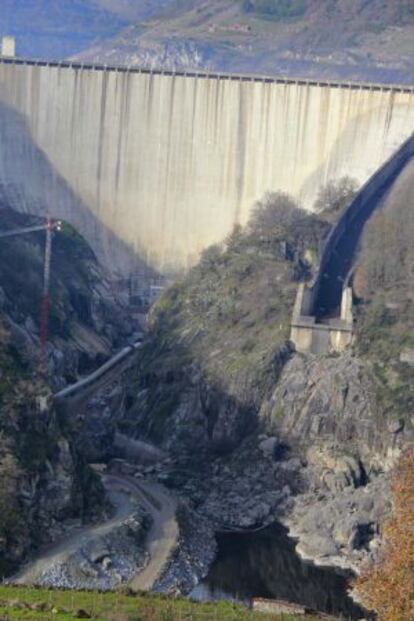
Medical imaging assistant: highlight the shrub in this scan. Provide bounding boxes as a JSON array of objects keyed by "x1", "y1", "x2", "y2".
[
  {"x1": 242, "y1": 0, "x2": 307, "y2": 20},
  {"x1": 313, "y1": 176, "x2": 358, "y2": 215},
  {"x1": 355, "y1": 450, "x2": 414, "y2": 621},
  {"x1": 0, "y1": 438, "x2": 24, "y2": 545},
  {"x1": 248, "y1": 191, "x2": 303, "y2": 236},
  {"x1": 199, "y1": 244, "x2": 222, "y2": 273}
]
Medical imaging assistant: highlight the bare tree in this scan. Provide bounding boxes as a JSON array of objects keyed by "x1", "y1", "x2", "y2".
[{"x1": 314, "y1": 177, "x2": 358, "y2": 216}]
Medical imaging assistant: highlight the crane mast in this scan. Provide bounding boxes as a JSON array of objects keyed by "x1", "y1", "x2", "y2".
[
  {"x1": 0, "y1": 217, "x2": 62, "y2": 361},
  {"x1": 40, "y1": 217, "x2": 53, "y2": 357}
]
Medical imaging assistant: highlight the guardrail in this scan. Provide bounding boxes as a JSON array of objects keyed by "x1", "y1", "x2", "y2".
[
  {"x1": 1, "y1": 55, "x2": 414, "y2": 93},
  {"x1": 54, "y1": 340, "x2": 142, "y2": 403}
]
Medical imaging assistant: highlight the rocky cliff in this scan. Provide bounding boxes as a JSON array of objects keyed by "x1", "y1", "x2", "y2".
[
  {"x1": 126, "y1": 193, "x2": 328, "y2": 452},
  {"x1": 0, "y1": 207, "x2": 134, "y2": 573},
  {"x1": 126, "y1": 188, "x2": 413, "y2": 574}
]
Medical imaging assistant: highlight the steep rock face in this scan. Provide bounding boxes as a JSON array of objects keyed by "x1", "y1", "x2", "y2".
[
  {"x1": 127, "y1": 193, "x2": 413, "y2": 573},
  {"x1": 262, "y1": 353, "x2": 410, "y2": 469},
  {"x1": 258, "y1": 352, "x2": 413, "y2": 570},
  {"x1": 0, "y1": 209, "x2": 134, "y2": 386},
  {"x1": 131, "y1": 365, "x2": 258, "y2": 455},
  {"x1": 0, "y1": 209, "x2": 135, "y2": 573},
  {"x1": 125, "y1": 197, "x2": 324, "y2": 452},
  {"x1": 0, "y1": 355, "x2": 106, "y2": 573}
]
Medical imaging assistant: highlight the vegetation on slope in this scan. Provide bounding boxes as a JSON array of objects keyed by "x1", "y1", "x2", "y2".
[
  {"x1": 0, "y1": 586, "x2": 321, "y2": 621},
  {"x1": 353, "y1": 162, "x2": 414, "y2": 426},
  {"x1": 4, "y1": 0, "x2": 414, "y2": 82},
  {"x1": 241, "y1": 0, "x2": 307, "y2": 21},
  {"x1": 240, "y1": 0, "x2": 414, "y2": 26},
  {"x1": 126, "y1": 193, "x2": 328, "y2": 451},
  {"x1": 0, "y1": 208, "x2": 129, "y2": 573},
  {"x1": 0, "y1": 313, "x2": 55, "y2": 572},
  {"x1": 79, "y1": 0, "x2": 414, "y2": 84},
  {"x1": 313, "y1": 177, "x2": 358, "y2": 222},
  {"x1": 355, "y1": 449, "x2": 414, "y2": 621},
  {"x1": 0, "y1": 210, "x2": 98, "y2": 340}
]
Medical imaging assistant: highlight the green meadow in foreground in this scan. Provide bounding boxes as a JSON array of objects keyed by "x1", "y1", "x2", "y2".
[{"x1": 0, "y1": 586, "x2": 321, "y2": 621}]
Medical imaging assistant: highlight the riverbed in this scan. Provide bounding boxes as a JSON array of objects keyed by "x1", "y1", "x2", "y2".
[{"x1": 191, "y1": 524, "x2": 366, "y2": 620}]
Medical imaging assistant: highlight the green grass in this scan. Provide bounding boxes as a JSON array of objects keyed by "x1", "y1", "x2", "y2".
[{"x1": 0, "y1": 586, "x2": 316, "y2": 621}]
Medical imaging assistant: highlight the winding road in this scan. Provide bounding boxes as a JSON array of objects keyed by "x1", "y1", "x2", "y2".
[
  {"x1": 125, "y1": 476, "x2": 178, "y2": 591},
  {"x1": 12, "y1": 474, "x2": 179, "y2": 591},
  {"x1": 13, "y1": 340, "x2": 179, "y2": 591}
]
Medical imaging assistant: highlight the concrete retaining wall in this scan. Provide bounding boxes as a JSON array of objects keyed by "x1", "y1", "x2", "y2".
[{"x1": 291, "y1": 284, "x2": 353, "y2": 354}]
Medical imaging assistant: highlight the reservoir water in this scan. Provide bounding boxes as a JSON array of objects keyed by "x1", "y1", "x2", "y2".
[{"x1": 191, "y1": 524, "x2": 367, "y2": 620}]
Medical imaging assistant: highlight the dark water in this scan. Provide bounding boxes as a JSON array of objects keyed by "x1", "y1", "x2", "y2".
[{"x1": 191, "y1": 524, "x2": 367, "y2": 620}]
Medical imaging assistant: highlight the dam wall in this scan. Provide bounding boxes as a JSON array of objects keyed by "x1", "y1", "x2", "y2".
[{"x1": 0, "y1": 58, "x2": 414, "y2": 274}]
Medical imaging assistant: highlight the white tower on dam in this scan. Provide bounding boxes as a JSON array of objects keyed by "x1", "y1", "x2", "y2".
[
  {"x1": 1, "y1": 37, "x2": 16, "y2": 58},
  {"x1": 0, "y1": 59, "x2": 413, "y2": 275}
]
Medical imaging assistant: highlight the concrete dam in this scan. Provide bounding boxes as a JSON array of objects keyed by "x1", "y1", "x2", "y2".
[{"x1": 0, "y1": 58, "x2": 414, "y2": 275}]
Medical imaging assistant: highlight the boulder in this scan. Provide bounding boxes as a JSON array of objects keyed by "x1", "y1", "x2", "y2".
[
  {"x1": 388, "y1": 419, "x2": 404, "y2": 434},
  {"x1": 7, "y1": 599, "x2": 27, "y2": 610},
  {"x1": 334, "y1": 518, "x2": 359, "y2": 548},
  {"x1": 30, "y1": 602, "x2": 48, "y2": 611},
  {"x1": 259, "y1": 437, "x2": 278, "y2": 457},
  {"x1": 297, "y1": 534, "x2": 339, "y2": 559},
  {"x1": 90, "y1": 547, "x2": 111, "y2": 564}
]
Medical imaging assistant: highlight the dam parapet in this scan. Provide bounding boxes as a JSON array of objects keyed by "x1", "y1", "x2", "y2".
[{"x1": 1, "y1": 55, "x2": 414, "y2": 93}]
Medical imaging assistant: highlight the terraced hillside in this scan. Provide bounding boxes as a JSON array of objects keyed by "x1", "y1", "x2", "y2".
[
  {"x1": 2, "y1": 0, "x2": 414, "y2": 83},
  {"x1": 78, "y1": 0, "x2": 414, "y2": 83},
  {"x1": 0, "y1": 0, "x2": 174, "y2": 59}
]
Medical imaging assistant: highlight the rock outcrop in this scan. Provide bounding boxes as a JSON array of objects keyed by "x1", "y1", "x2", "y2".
[
  {"x1": 126, "y1": 195, "x2": 413, "y2": 578},
  {"x1": 0, "y1": 208, "x2": 136, "y2": 573}
]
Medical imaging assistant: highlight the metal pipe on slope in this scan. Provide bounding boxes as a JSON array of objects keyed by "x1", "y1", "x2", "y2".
[{"x1": 54, "y1": 340, "x2": 142, "y2": 403}]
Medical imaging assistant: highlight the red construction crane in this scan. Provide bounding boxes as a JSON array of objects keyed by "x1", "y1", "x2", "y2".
[{"x1": 0, "y1": 216, "x2": 62, "y2": 358}]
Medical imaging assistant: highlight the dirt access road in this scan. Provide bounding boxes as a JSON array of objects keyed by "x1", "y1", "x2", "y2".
[
  {"x1": 12, "y1": 474, "x2": 178, "y2": 591},
  {"x1": 112, "y1": 474, "x2": 179, "y2": 591}
]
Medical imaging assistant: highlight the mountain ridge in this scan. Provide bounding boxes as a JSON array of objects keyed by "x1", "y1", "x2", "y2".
[
  {"x1": 1, "y1": 1, "x2": 413, "y2": 84},
  {"x1": 77, "y1": 0, "x2": 414, "y2": 84}
]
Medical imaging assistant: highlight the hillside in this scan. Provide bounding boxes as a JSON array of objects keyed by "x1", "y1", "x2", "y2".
[
  {"x1": 354, "y1": 159, "x2": 414, "y2": 427},
  {"x1": 0, "y1": 207, "x2": 133, "y2": 573},
  {"x1": 0, "y1": 586, "x2": 320, "y2": 621},
  {"x1": 77, "y1": 0, "x2": 414, "y2": 84},
  {"x1": 0, "y1": 1, "x2": 174, "y2": 59},
  {"x1": 1, "y1": 0, "x2": 413, "y2": 84},
  {"x1": 122, "y1": 181, "x2": 413, "y2": 582},
  {"x1": 126, "y1": 193, "x2": 328, "y2": 452}
]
